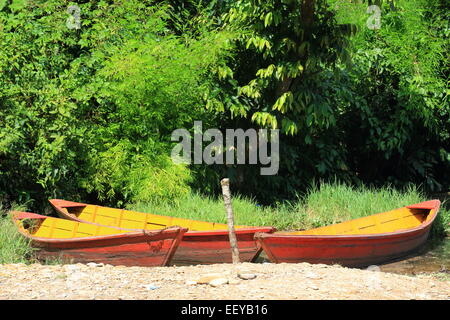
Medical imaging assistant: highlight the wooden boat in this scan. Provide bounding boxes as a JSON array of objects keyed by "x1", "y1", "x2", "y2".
[
  {"x1": 12, "y1": 211, "x2": 187, "y2": 267},
  {"x1": 255, "y1": 200, "x2": 441, "y2": 267},
  {"x1": 49, "y1": 199, "x2": 276, "y2": 265}
]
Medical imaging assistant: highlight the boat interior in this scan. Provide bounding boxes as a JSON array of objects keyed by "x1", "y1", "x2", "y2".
[
  {"x1": 60, "y1": 204, "x2": 249, "y2": 232},
  {"x1": 280, "y1": 206, "x2": 435, "y2": 236},
  {"x1": 15, "y1": 214, "x2": 133, "y2": 239}
]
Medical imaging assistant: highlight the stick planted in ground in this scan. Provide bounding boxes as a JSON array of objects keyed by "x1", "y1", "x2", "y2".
[{"x1": 221, "y1": 178, "x2": 240, "y2": 264}]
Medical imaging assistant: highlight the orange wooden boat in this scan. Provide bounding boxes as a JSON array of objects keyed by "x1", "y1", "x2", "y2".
[
  {"x1": 255, "y1": 200, "x2": 440, "y2": 267},
  {"x1": 49, "y1": 199, "x2": 276, "y2": 264},
  {"x1": 12, "y1": 211, "x2": 187, "y2": 267}
]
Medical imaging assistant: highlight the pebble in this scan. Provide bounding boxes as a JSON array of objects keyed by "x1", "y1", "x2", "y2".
[
  {"x1": 238, "y1": 273, "x2": 257, "y2": 280},
  {"x1": 209, "y1": 278, "x2": 229, "y2": 287},
  {"x1": 143, "y1": 284, "x2": 159, "y2": 291},
  {"x1": 87, "y1": 262, "x2": 104, "y2": 268}
]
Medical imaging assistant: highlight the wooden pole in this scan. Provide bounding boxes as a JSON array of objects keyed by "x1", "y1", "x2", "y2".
[{"x1": 220, "y1": 178, "x2": 240, "y2": 264}]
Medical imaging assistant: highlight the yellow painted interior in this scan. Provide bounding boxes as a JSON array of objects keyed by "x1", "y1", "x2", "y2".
[
  {"x1": 16, "y1": 216, "x2": 134, "y2": 239},
  {"x1": 64, "y1": 205, "x2": 250, "y2": 232},
  {"x1": 280, "y1": 207, "x2": 432, "y2": 236}
]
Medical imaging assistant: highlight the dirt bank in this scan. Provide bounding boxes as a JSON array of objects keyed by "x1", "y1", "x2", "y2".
[{"x1": 0, "y1": 262, "x2": 448, "y2": 300}]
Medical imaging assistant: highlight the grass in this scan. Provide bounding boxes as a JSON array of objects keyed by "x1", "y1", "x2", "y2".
[
  {"x1": 0, "y1": 203, "x2": 64, "y2": 265},
  {"x1": 430, "y1": 272, "x2": 450, "y2": 282},
  {"x1": 131, "y1": 192, "x2": 298, "y2": 230},
  {"x1": 129, "y1": 182, "x2": 449, "y2": 238},
  {"x1": 295, "y1": 183, "x2": 424, "y2": 229},
  {"x1": 0, "y1": 203, "x2": 35, "y2": 264}
]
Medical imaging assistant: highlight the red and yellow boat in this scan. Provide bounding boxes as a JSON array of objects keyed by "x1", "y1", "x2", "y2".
[
  {"x1": 255, "y1": 200, "x2": 440, "y2": 267},
  {"x1": 49, "y1": 199, "x2": 276, "y2": 265},
  {"x1": 12, "y1": 211, "x2": 187, "y2": 267}
]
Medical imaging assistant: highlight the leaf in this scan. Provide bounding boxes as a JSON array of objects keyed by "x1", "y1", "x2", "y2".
[{"x1": 264, "y1": 12, "x2": 273, "y2": 27}]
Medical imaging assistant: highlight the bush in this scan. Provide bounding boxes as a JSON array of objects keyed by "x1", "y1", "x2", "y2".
[{"x1": 0, "y1": 0, "x2": 232, "y2": 208}]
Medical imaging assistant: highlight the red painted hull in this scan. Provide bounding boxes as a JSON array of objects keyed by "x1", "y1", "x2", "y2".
[
  {"x1": 13, "y1": 212, "x2": 187, "y2": 267},
  {"x1": 256, "y1": 228, "x2": 432, "y2": 267},
  {"x1": 49, "y1": 199, "x2": 275, "y2": 265},
  {"x1": 255, "y1": 201, "x2": 440, "y2": 267},
  {"x1": 172, "y1": 229, "x2": 271, "y2": 265}
]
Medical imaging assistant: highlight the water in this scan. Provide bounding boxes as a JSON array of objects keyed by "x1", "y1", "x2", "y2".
[{"x1": 377, "y1": 238, "x2": 450, "y2": 275}]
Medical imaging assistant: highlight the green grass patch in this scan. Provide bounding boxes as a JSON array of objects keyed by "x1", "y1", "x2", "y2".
[
  {"x1": 0, "y1": 204, "x2": 65, "y2": 265},
  {"x1": 129, "y1": 182, "x2": 449, "y2": 238},
  {"x1": 295, "y1": 182, "x2": 424, "y2": 229},
  {"x1": 131, "y1": 193, "x2": 297, "y2": 229},
  {"x1": 0, "y1": 204, "x2": 35, "y2": 264}
]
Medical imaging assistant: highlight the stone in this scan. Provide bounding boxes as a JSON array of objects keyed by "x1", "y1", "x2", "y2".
[
  {"x1": 143, "y1": 284, "x2": 159, "y2": 290},
  {"x1": 238, "y1": 273, "x2": 257, "y2": 280},
  {"x1": 87, "y1": 262, "x2": 104, "y2": 268},
  {"x1": 209, "y1": 278, "x2": 228, "y2": 287}
]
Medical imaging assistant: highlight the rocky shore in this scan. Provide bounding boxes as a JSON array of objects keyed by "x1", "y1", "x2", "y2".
[{"x1": 0, "y1": 262, "x2": 448, "y2": 300}]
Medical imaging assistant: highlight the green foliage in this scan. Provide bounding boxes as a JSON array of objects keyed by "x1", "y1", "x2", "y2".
[
  {"x1": 0, "y1": 0, "x2": 232, "y2": 208},
  {"x1": 0, "y1": 0, "x2": 94, "y2": 206},
  {"x1": 0, "y1": 203, "x2": 35, "y2": 264},
  {"x1": 209, "y1": 0, "x2": 351, "y2": 136},
  {"x1": 81, "y1": 4, "x2": 233, "y2": 205},
  {"x1": 334, "y1": 0, "x2": 450, "y2": 190},
  {"x1": 84, "y1": 140, "x2": 192, "y2": 205},
  {"x1": 196, "y1": 0, "x2": 449, "y2": 200},
  {"x1": 194, "y1": 0, "x2": 357, "y2": 200}
]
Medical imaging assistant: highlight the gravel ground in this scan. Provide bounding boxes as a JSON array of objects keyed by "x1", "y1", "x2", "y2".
[{"x1": 0, "y1": 262, "x2": 448, "y2": 300}]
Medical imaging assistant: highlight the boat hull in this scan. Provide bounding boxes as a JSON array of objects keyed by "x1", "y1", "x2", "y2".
[
  {"x1": 255, "y1": 200, "x2": 440, "y2": 267},
  {"x1": 172, "y1": 230, "x2": 267, "y2": 265},
  {"x1": 256, "y1": 227, "x2": 432, "y2": 267},
  {"x1": 13, "y1": 212, "x2": 186, "y2": 267}
]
